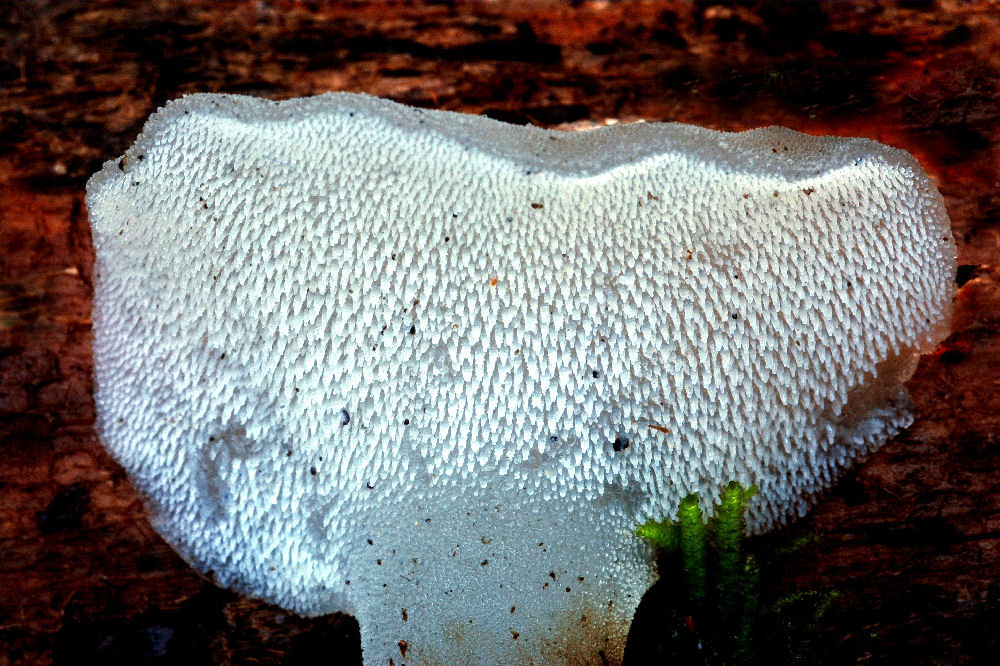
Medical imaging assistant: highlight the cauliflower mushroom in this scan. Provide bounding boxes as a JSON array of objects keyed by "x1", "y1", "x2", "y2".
[{"x1": 86, "y1": 93, "x2": 955, "y2": 665}]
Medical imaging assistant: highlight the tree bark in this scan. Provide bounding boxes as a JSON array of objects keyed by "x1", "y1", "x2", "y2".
[{"x1": 1, "y1": 1, "x2": 998, "y2": 663}]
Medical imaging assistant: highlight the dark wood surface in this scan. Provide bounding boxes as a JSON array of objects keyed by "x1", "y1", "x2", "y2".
[{"x1": 1, "y1": 1, "x2": 998, "y2": 663}]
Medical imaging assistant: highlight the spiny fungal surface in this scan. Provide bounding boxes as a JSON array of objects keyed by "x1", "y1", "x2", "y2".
[{"x1": 87, "y1": 92, "x2": 955, "y2": 665}]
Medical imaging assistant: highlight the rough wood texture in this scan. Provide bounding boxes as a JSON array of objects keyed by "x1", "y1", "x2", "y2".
[{"x1": 1, "y1": 1, "x2": 998, "y2": 664}]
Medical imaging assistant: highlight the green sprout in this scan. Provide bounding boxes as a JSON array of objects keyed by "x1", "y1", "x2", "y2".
[
  {"x1": 679, "y1": 493, "x2": 709, "y2": 606},
  {"x1": 630, "y1": 482, "x2": 839, "y2": 665}
]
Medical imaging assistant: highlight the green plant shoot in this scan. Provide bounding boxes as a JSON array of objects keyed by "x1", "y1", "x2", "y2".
[{"x1": 677, "y1": 493, "x2": 708, "y2": 606}]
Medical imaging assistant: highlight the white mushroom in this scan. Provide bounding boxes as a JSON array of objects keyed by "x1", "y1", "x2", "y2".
[{"x1": 86, "y1": 93, "x2": 955, "y2": 665}]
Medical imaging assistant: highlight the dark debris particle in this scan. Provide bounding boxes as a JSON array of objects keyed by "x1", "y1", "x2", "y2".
[
  {"x1": 592, "y1": 370, "x2": 600, "y2": 379},
  {"x1": 550, "y1": 435, "x2": 558, "y2": 442},
  {"x1": 310, "y1": 467, "x2": 317, "y2": 476},
  {"x1": 612, "y1": 436, "x2": 630, "y2": 452},
  {"x1": 403, "y1": 418, "x2": 410, "y2": 426},
  {"x1": 531, "y1": 202, "x2": 544, "y2": 209},
  {"x1": 36, "y1": 485, "x2": 89, "y2": 534},
  {"x1": 341, "y1": 408, "x2": 350, "y2": 426},
  {"x1": 511, "y1": 630, "x2": 520, "y2": 639},
  {"x1": 481, "y1": 560, "x2": 489, "y2": 566},
  {"x1": 402, "y1": 608, "x2": 408, "y2": 622},
  {"x1": 409, "y1": 325, "x2": 416, "y2": 335},
  {"x1": 398, "y1": 640, "x2": 408, "y2": 657}
]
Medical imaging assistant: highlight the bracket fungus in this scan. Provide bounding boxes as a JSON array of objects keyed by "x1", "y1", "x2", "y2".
[{"x1": 87, "y1": 93, "x2": 955, "y2": 664}]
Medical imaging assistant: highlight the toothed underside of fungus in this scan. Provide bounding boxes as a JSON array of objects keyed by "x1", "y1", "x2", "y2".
[{"x1": 86, "y1": 93, "x2": 955, "y2": 665}]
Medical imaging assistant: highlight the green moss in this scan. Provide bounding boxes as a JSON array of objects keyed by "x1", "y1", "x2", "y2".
[
  {"x1": 678, "y1": 493, "x2": 708, "y2": 606},
  {"x1": 634, "y1": 517, "x2": 678, "y2": 552},
  {"x1": 632, "y1": 482, "x2": 838, "y2": 665},
  {"x1": 712, "y1": 482, "x2": 757, "y2": 627}
]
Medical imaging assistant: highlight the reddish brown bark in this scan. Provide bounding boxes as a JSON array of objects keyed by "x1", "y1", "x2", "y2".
[{"x1": 1, "y1": 1, "x2": 998, "y2": 663}]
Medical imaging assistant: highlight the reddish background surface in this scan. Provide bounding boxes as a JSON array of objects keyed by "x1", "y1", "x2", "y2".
[{"x1": 1, "y1": 2, "x2": 999, "y2": 664}]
